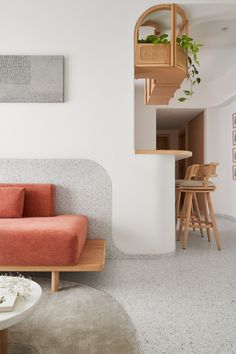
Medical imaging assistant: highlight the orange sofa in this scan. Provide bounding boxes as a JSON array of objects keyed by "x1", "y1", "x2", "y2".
[{"x1": 0, "y1": 184, "x2": 105, "y2": 291}]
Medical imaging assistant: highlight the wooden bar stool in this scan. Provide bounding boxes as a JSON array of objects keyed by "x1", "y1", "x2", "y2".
[
  {"x1": 175, "y1": 164, "x2": 200, "y2": 225},
  {"x1": 177, "y1": 162, "x2": 221, "y2": 250}
]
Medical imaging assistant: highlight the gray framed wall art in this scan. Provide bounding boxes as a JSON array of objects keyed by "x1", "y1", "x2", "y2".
[{"x1": 0, "y1": 55, "x2": 64, "y2": 102}]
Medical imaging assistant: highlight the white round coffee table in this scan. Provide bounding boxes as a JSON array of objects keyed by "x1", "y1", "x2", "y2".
[{"x1": 0, "y1": 278, "x2": 42, "y2": 354}]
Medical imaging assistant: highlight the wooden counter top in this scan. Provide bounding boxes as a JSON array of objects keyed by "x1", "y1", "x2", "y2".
[{"x1": 135, "y1": 150, "x2": 192, "y2": 161}]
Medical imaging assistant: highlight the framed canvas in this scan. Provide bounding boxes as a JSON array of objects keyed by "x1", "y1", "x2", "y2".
[
  {"x1": 233, "y1": 148, "x2": 236, "y2": 163},
  {"x1": 0, "y1": 55, "x2": 64, "y2": 102},
  {"x1": 233, "y1": 130, "x2": 236, "y2": 146},
  {"x1": 233, "y1": 165, "x2": 236, "y2": 180},
  {"x1": 233, "y1": 113, "x2": 236, "y2": 129}
]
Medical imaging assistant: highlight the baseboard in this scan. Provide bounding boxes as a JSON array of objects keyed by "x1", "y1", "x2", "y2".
[{"x1": 215, "y1": 213, "x2": 236, "y2": 222}]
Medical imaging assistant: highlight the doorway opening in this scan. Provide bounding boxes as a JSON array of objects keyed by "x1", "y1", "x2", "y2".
[{"x1": 156, "y1": 108, "x2": 205, "y2": 178}]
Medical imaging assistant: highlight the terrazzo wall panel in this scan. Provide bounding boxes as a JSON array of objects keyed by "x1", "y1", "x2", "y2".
[{"x1": 0, "y1": 159, "x2": 121, "y2": 258}]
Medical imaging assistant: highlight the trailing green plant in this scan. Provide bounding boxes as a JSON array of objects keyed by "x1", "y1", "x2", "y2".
[
  {"x1": 138, "y1": 34, "x2": 170, "y2": 44},
  {"x1": 177, "y1": 35, "x2": 203, "y2": 102},
  {"x1": 137, "y1": 33, "x2": 203, "y2": 102}
]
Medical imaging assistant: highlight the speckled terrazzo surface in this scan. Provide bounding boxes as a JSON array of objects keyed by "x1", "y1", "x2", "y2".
[{"x1": 63, "y1": 217, "x2": 236, "y2": 354}]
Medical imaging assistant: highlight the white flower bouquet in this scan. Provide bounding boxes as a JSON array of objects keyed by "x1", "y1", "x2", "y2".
[{"x1": 0, "y1": 274, "x2": 32, "y2": 298}]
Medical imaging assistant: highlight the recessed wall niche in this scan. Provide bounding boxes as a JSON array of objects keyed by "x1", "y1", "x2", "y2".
[
  {"x1": 134, "y1": 4, "x2": 188, "y2": 106},
  {"x1": 134, "y1": 4, "x2": 190, "y2": 154},
  {"x1": 134, "y1": 4, "x2": 208, "y2": 182}
]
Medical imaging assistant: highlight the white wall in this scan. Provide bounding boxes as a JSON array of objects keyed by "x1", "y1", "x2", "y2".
[
  {"x1": 205, "y1": 102, "x2": 236, "y2": 218},
  {"x1": 135, "y1": 86, "x2": 156, "y2": 150},
  {"x1": 0, "y1": 0, "x2": 176, "y2": 255}
]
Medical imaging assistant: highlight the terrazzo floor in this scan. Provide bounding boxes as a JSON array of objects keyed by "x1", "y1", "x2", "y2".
[{"x1": 63, "y1": 217, "x2": 236, "y2": 354}]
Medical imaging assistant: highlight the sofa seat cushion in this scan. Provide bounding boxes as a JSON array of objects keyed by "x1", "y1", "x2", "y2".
[{"x1": 0, "y1": 215, "x2": 88, "y2": 266}]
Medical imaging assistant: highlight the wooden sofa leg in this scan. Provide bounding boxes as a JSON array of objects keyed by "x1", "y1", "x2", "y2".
[{"x1": 51, "y1": 271, "x2": 60, "y2": 292}]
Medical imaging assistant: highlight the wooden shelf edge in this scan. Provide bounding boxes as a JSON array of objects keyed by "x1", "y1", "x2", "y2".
[
  {"x1": 135, "y1": 150, "x2": 192, "y2": 161},
  {"x1": 0, "y1": 239, "x2": 106, "y2": 273}
]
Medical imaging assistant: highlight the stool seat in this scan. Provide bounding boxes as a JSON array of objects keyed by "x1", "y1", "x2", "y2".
[
  {"x1": 180, "y1": 180, "x2": 215, "y2": 188},
  {"x1": 175, "y1": 179, "x2": 184, "y2": 186}
]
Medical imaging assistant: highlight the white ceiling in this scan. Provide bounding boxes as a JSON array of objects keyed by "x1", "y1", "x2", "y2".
[{"x1": 156, "y1": 108, "x2": 203, "y2": 129}]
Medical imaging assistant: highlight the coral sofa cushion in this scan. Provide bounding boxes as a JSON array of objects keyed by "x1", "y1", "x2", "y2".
[
  {"x1": 0, "y1": 184, "x2": 55, "y2": 217},
  {"x1": 0, "y1": 187, "x2": 25, "y2": 218},
  {"x1": 0, "y1": 214, "x2": 88, "y2": 266}
]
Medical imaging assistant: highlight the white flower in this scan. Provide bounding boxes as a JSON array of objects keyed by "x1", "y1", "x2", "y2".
[{"x1": 0, "y1": 274, "x2": 32, "y2": 298}]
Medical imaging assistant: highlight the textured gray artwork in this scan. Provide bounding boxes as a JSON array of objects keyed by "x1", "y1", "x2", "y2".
[
  {"x1": 0, "y1": 159, "x2": 121, "y2": 258},
  {"x1": 0, "y1": 56, "x2": 64, "y2": 102}
]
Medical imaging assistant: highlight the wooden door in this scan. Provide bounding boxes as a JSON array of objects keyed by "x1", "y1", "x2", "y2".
[
  {"x1": 156, "y1": 135, "x2": 170, "y2": 150},
  {"x1": 187, "y1": 111, "x2": 205, "y2": 210},
  {"x1": 187, "y1": 112, "x2": 204, "y2": 165}
]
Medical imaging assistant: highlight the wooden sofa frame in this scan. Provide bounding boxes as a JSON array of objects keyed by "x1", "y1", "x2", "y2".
[{"x1": 0, "y1": 239, "x2": 106, "y2": 292}]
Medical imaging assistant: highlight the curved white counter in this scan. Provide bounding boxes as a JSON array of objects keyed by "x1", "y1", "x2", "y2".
[{"x1": 128, "y1": 150, "x2": 192, "y2": 254}]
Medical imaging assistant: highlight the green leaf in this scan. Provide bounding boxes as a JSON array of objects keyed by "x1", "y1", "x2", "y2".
[
  {"x1": 184, "y1": 90, "x2": 191, "y2": 96},
  {"x1": 193, "y1": 65, "x2": 199, "y2": 74},
  {"x1": 146, "y1": 35, "x2": 157, "y2": 41},
  {"x1": 162, "y1": 39, "x2": 169, "y2": 44},
  {"x1": 160, "y1": 34, "x2": 168, "y2": 39},
  {"x1": 178, "y1": 97, "x2": 186, "y2": 102}
]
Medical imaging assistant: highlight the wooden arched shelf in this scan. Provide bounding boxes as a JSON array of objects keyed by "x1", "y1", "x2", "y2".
[{"x1": 134, "y1": 4, "x2": 188, "y2": 105}]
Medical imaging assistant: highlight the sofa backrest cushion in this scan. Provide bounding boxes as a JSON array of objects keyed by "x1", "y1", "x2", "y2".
[
  {"x1": 0, "y1": 184, "x2": 55, "y2": 217},
  {"x1": 0, "y1": 187, "x2": 25, "y2": 218}
]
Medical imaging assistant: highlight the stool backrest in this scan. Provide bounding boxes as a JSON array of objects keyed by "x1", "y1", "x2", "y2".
[
  {"x1": 196, "y1": 162, "x2": 218, "y2": 187},
  {"x1": 185, "y1": 164, "x2": 199, "y2": 180}
]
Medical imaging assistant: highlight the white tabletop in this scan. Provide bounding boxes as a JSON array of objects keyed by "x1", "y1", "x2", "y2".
[{"x1": 0, "y1": 278, "x2": 42, "y2": 331}]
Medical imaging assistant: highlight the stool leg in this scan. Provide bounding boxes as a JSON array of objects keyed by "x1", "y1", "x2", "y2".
[
  {"x1": 183, "y1": 192, "x2": 193, "y2": 249},
  {"x1": 193, "y1": 193, "x2": 204, "y2": 237},
  {"x1": 176, "y1": 189, "x2": 181, "y2": 225},
  {"x1": 203, "y1": 193, "x2": 211, "y2": 242},
  {"x1": 206, "y1": 192, "x2": 221, "y2": 250},
  {"x1": 191, "y1": 205, "x2": 196, "y2": 231},
  {"x1": 177, "y1": 191, "x2": 187, "y2": 241}
]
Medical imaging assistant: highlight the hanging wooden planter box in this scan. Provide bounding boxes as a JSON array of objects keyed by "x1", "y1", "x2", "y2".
[
  {"x1": 135, "y1": 43, "x2": 188, "y2": 81},
  {"x1": 134, "y1": 4, "x2": 189, "y2": 104},
  {"x1": 176, "y1": 45, "x2": 188, "y2": 71},
  {"x1": 136, "y1": 43, "x2": 171, "y2": 66}
]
